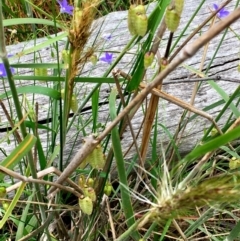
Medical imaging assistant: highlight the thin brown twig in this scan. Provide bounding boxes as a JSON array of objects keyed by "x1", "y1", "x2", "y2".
[{"x1": 4, "y1": 166, "x2": 83, "y2": 196}]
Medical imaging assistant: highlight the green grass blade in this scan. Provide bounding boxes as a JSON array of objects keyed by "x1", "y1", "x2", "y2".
[
  {"x1": 3, "y1": 18, "x2": 62, "y2": 28},
  {"x1": 0, "y1": 182, "x2": 27, "y2": 229},
  {"x1": 15, "y1": 193, "x2": 34, "y2": 240},
  {"x1": 0, "y1": 86, "x2": 61, "y2": 100},
  {"x1": 0, "y1": 134, "x2": 37, "y2": 181},
  {"x1": 183, "y1": 125, "x2": 240, "y2": 163},
  {"x1": 109, "y1": 88, "x2": 139, "y2": 240}
]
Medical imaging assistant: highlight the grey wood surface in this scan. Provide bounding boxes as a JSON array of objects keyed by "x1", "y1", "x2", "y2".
[{"x1": 0, "y1": 0, "x2": 239, "y2": 178}]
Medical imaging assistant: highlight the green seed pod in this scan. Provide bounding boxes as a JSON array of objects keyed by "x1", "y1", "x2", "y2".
[
  {"x1": 238, "y1": 63, "x2": 240, "y2": 72},
  {"x1": 89, "y1": 144, "x2": 106, "y2": 170},
  {"x1": 104, "y1": 184, "x2": 112, "y2": 196},
  {"x1": 128, "y1": 5, "x2": 137, "y2": 35},
  {"x1": 165, "y1": 7, "x2": 180, "y2": 32},
  {"x1": 229, "y1": 157, "x2": 240, "y2": 170},
  {"x1": 87, "y1": 178, "x2": 94, "y2": 187},
  {"x1": 134, "y1": 4, "x2": 146, "y2": 15},
  {"x1": 78, "y1": 175, "x2": 85, "y2": 188},
  {"x1": 79, "y1": 196, "x2": 93, "y2": 215},
  {"x1": 211, "y1": 128, "x2": 218, "y2": 137},
  {"x1": 70, "y1": 94, "x2": 78, "y2": 113},
  {"x1": 0, "y1": 187, "x2": 6, "y2": 198},
  {"x1": 87, "y1": 187, "x2": 96, "y2": 202},
  {"x1": 144, "y1": 51, "x2": 154, "y2": 69},
  {"x1": 135, "y1": 14, "x2": 148, "y2": 37},
  {"x1": 160, "y1": 58, "x2": 168, "y2": 71},
  {"x1": 2, "y1": 201, "x2": 9, "y2": 211},
  {"x1": 174, "y1": 0, "x2": 184, "y2": 16}
]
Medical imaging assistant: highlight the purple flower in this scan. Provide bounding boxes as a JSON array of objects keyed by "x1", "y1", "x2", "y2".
[
  {"x1": 0, "y1": 63, "x2": 14, "y2": 77},
  {"x1": 57, "y1": 0, "x2": 74, "y2": 15},
  {"x1": 102, "y1": 34, "x2": 112, "y2": 41},
  {"x1": 100, "y1": 52, "x2": 113, "y2": 64},
  {"x1": 213, "y1": 4, "x2": 229, "y2": 18}
]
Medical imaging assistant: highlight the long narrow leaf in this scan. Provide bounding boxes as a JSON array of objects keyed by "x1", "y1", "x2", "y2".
[
  {"x1": 0, "y1": 134, "x2": 37, "y2": 181},
  {"x1": 109, "y1": 88, "x2": 139, "y2": 240}
]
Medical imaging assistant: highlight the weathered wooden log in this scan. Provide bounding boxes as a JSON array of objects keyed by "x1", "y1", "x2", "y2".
[{"x1": 0, "y1": 0, "x2": 239, "y2": 179}]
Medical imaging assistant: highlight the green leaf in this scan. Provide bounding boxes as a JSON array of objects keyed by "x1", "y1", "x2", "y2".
[
  {"x1": 183, "y1": 125, "x2": 240, "y2": 163},
  {"x1": 0, "y1": 134, "x2": 37, "y2": 181},
  {"x1": 109, "y1": 88, "x2": 140, "y2": 240},
  {"x1": 3, "y1": 18, "x2": 62, "y2": 28},
  {"x1": 0, "y1": 86, "x2": 61, "y2": 100}
]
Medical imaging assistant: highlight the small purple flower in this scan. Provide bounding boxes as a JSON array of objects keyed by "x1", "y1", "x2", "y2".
[
  {"x1": 100, "y1": 52, "x2": 113, "y2": 64},
  {"x1": 57, "y1": 0, "x2": 74, "y2": 15},
  {"x1": 213, "y1": 4, "x2": 229, "y2": 18},
  {"x1": 102, "y1": 34, "x2": 112, "y2": 41},
  {"x1": 0, "y1": 63, "x2": 14, "y2": 77}
]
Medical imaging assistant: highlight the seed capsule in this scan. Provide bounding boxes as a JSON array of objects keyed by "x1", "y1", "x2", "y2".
[
  {"x1": 211, "y1": 128, "x2": 218, "y2": 137},
  {"x1": 79, "y1": 196, "x2": 93, "y2": 215},
  {"x1": 0, "y1": 187, "x2": 6, "y2": 198},
  {"x1": 134, "y1": 4, "x2": 146, "y2": 15},
  {"x1": 160, "y1": 58, "x2": 169, "y2": 71},
  {"x1": 104, "y1": 184, "x2": 112, "y2": 196},
  {"x1": 2, "y1": 201, "x2": 9, "y2": 211},
  {"x1": 128, "y1": 5, "x2": 137, "y2": 35},
  {"x1": 144, "y1": 52, "x2": 154, "y2": 69},
  {"x1": 135, "y1": 14, "x2": 148, "y2": 37},
  {"x1": 165, "y1": 6, "x2": 180, "y2": 32},
  {"x1": 174, "y1": 0, "x2": 184, "y2": 16},
  {"x1": 89, "y1": 144, "x2": 106, "y2": 170},
  {"x1": 87, "y1": 187, "x2": 96, "y2": 202},
  {"x1": 229, "y1": 157, "x2": 240, "y2": 170}
]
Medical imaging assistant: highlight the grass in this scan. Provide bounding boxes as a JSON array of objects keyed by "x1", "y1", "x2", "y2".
[{"x1": 0, "y1": 0, "x2": 240, "y2": 240}]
